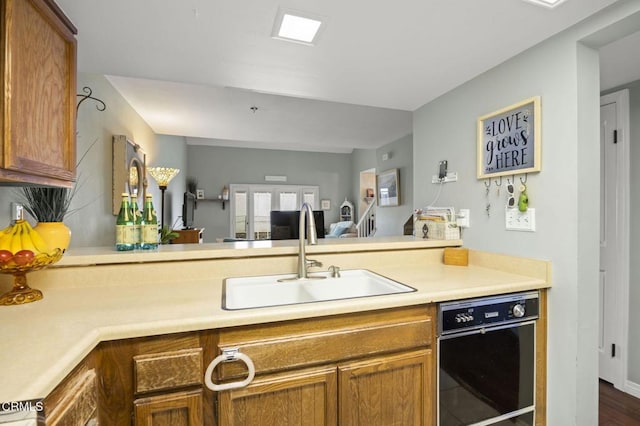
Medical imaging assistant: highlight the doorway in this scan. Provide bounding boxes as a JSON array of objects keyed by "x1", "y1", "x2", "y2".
[
  {"x1": 358, "y1": 168, "x2": 376, "y2": 221},
  {"x1": 598, "y1": 89, "x2": 630, "y2": 393}
]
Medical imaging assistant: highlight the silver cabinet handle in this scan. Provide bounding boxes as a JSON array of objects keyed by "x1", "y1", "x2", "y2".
[{"x1": 204, "y1": 348, "x2": 255, "y2": 391}]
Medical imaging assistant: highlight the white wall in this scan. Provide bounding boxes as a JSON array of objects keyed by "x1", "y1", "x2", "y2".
[
  {"x1": 603, "y1": 79, "x2": 640, "y2": 384},
  {"x1": 627, "y1": 80, "x2": 640, "y2": 384}
]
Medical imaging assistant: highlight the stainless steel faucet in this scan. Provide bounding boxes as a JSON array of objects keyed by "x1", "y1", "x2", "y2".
[{"x1": 297, "y1": 202, "x2": 323, "y2": 279}]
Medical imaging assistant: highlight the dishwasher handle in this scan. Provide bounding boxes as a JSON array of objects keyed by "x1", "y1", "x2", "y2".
[{"x1": 204, "y1": 348, "x2": 255, "y2": 391}]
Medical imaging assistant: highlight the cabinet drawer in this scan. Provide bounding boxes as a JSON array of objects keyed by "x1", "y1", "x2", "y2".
[
  {"x1": 217, "y1": 305, "x2": 434, "y2": 380},
  {"x1": 134, "y1": 348, "x2": 203, "y2": 394}
]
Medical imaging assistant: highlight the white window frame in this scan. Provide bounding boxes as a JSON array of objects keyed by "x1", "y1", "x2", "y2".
[{"x1": 229, "y1": 184, "x2": 319, "y2": 240}]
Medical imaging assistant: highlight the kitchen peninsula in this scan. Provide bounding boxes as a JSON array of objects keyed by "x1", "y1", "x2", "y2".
[{"x1": 0, "y1": 237, "x2": 551, "y2": 425}]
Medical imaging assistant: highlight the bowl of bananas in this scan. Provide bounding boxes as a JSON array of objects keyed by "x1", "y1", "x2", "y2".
[{"x1": 0, "y1": 219, "x2": 64, "y2": 306}]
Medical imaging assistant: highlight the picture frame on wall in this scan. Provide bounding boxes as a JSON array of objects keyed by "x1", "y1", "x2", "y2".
[
  {"x1": 321, "y1": 199, "x2": 331, "y2": 210},
  {"x1": 477, "y1": 96, "x2": 541, "y2": 179},
  {"x1": 377, "y1": 168, "x2": 400, "y2": 207}
]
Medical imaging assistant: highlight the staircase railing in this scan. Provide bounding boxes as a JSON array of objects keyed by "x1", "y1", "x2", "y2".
[{"x1": 356, "y1": 198, "x2": 376, "y2": 237}]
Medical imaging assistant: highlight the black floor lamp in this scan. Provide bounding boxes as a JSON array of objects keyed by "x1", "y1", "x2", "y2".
[{"x1": 147, "y1": 166, "x2": 180, "y2": 230}]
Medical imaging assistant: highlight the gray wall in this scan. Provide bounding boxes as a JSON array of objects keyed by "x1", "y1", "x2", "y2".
[
  {"x1": 374, "y1": 134, "x2": 414, "y2": 236},
  {"x1": 412, "y1": 23, "x2": 604, "y2": 426},
  {"x1": 151, "y1": 134, "x2": 188, "y2": 231},
  {"x1": 187, "y1": 144, "x2": 352, "y2": 242},
  {"x1": 350, "y1": 148, "x2": 376, "y2": 217},
  {"x1": 350, "y1": 134, "x2": 413, "y2": 236}
]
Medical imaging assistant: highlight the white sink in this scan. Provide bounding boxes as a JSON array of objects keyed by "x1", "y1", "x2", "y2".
[{"x1": 223, "y1": 269, "x2": 415, "y2": 310}]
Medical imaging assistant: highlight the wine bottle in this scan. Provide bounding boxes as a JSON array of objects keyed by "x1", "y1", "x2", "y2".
[
  {"x1": 140, "y1": 193, "x2": 158, "y2": 250},
  {"x1": 115, "y1": 193, "x2": 135, "y2": 251},
  {"x1": 131, "y1": 197, "x2": 142, "y2": 249}
]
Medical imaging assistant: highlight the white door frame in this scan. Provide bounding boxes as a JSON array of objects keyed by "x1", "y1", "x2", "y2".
[{"x1": 600, "y1": 89, "x2": 631, "y2": 393}]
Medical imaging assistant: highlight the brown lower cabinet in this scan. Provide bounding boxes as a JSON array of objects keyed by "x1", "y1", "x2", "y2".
[
  {"x1": 218, "y1": 350, "x2": 431, "y2": 426},
  {"x1": 44, "y1": 305, "x2": 436, "y2": 425},
  {"x1": 43, "y1": 357, "x2": 98, "y2": 425},
  {"x1": 213, "y1": 305, "x2": 434, "y2": 426}
]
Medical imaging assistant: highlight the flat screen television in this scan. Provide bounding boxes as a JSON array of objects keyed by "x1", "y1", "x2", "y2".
[
  {"x1": 270, "y1": 210, "x2": 325, "y2": 240},
  {"x1": 182, "y1": 192, "x2": 196, "y2": 229}
]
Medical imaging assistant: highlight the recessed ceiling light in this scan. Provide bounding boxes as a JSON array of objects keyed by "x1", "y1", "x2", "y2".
[
  {"x1": 272, "y1": 8, "x2": 324, "y2": 45},
  {"x1": 522, "y1": 0, "x2": 568, "y2": 8}
]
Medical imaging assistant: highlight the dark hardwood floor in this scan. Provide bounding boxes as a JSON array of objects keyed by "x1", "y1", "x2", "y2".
[{"x1": 600, "y1": 380, "x2": 640, "y2": 425}]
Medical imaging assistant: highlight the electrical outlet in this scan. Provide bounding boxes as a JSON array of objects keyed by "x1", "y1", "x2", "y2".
[
  {"x1": 10, "y1": 202, "x2": 23, "y2": 221},
  {"x1": 505, "y1": 208, "x2": 536, "y2": 231}
]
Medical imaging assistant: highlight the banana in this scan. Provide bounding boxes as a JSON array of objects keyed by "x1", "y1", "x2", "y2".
[
  {"x1": 10, "y1": 224, "x2": 22, "y2": 254},
  {"x1": 0, "y1": 224, "x2": 13, "y2": 235},
  {"x1": 26, "y1": 225, "x2": 50, "y2": 254},
  {"x1": 20, "y1": 223, "x2": 36, "y2": 253},
  {"x1": 0, "y1": 228, "x2": 13, "y2": 251}
]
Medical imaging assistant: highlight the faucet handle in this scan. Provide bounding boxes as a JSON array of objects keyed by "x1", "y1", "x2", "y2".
[
  {"x1": 328, "y1": 265, "x2": 341, "y2": 278},
  {"x1": 306, "y1": 258, "x2": 323, "y2": 269}
]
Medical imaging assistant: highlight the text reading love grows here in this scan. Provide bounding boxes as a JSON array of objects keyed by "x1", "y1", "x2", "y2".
[{"x1": 481, "y1": 102, "x2": 535, "y2": 174}]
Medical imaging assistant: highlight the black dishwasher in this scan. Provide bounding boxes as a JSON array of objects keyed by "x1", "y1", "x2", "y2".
[{"x1": 438, "y1": 291, "x2": 539, "y2": 426}]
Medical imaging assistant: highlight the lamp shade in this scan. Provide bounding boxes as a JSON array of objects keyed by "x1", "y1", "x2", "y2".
[{"x1": 148, "y1": 167, "x2": 180, "y2": 188}]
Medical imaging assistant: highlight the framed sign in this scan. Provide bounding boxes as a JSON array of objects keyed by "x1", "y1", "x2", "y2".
[
  {"x1": 477, "y1": 96, "x2": 541, "y2": 179},
  {"x1": 377, "y1": 168, "x2": 400, "y2": 207}
]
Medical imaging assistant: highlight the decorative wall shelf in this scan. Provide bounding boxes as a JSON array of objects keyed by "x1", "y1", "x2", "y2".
[{"x1": 200, "y1": 198, "x2": 227, "y2": 210}]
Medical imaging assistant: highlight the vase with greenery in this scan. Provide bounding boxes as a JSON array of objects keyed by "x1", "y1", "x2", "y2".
[
  {"x1": 18, "y1": 139, "x2": 97, "y2": 251},
  {"x1": 20, "y1": 186, "x2": 76, "y2": 251}
]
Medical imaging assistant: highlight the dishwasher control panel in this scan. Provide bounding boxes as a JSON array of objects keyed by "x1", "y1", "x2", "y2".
[{"x1": 438, "y1": 291, "x2": 539, "y2": 335}]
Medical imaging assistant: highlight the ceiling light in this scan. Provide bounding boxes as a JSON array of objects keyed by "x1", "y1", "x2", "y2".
[
  {"x1": 272, "y1": 8, "x2": 323, "y2": 45},
  {"x1": 522, "y1": 0, "x2": 567, "y2": 8}
]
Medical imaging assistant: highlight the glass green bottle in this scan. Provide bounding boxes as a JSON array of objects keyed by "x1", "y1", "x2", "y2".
[
  {"x1": 131, "y1": 197, "x2": 142, "y2": 249},
  {"x1": 140, "y1": 193, "x2": 158, "y2": 250},
  {"x1": 115, "y1": 193, "x2": 135, "y2": 251}
]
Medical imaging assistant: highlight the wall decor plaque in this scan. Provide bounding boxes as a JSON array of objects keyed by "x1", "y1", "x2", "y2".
[{"x1": 477, "y1": 96, "x2": 541, "y2": 179}]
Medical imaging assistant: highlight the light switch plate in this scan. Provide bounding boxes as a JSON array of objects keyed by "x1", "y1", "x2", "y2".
[
  {"x1": 457, "y1": 209, "x2": 470, "y2": 228},
  {"x1": 505, "y1": 207, "x2": 535, "y2": 231}
]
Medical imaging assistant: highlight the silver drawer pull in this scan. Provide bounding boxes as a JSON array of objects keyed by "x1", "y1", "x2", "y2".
[{"x1": 204, "y1": 348, "x2": 255, "y2": 391}]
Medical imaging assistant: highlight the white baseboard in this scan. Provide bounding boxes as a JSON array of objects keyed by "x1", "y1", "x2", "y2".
[{"x1": 623, "y1": 379, "x2": 640, "y2": 399}]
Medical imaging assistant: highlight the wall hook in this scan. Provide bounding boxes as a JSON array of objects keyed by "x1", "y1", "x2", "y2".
[
  {"x1": 520, "y1": 173, "x2": 528, "y2": 185},
  {"x1": 484, "y1": 179, "x2": 491, "y2": 195},
  {"x1": 76, "y1": 86, "x2": 106, "y2": 113}
]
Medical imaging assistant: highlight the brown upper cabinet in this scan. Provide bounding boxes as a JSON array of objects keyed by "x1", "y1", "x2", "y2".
[{"x1": 0, "y1": 0, "x2": 77, "y2": 187}]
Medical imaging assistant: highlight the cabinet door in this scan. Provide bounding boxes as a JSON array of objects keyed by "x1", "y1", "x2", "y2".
[
  {"x1": 134, "y1": 389, "x2": 203, "y2": 426},
  {"x1": 45, "y1": 368, "x2": 98, "y2": 426},
  {"x1": 0, "y1": 0, "x2": 77, "y2": 185},
  {"x1": 338, "y1": 350, "x2": 433, "y2": 426},
  {"x1": 218, "y1": 366, "x2": 337, "y2": 426}
]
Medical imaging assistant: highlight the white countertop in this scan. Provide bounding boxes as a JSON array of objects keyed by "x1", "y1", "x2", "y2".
[{"x1": 0, "y1": 237, "x2": 550, "y2": 403}]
